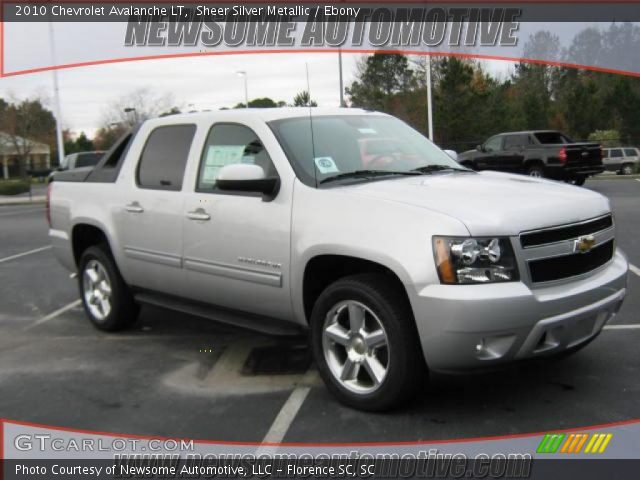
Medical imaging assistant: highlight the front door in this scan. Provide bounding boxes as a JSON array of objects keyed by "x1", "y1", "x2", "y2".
[{"x1": 181, "y1": 123, "x2": 293, "y2": 321}]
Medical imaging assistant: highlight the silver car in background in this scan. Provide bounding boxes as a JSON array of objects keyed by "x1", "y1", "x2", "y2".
[{"x1": 603, "y1": 147, "x2": 639, "y2": 175}]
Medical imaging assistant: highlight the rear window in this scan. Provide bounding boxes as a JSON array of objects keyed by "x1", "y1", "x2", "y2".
[
  {"x1": 137, "y1": 125, "x2": 196, "y2": 190},
  {"x1": 624, "y1": 148, "x2": 638, "y2": 157},
  {"x1": 75, "y1": 152, "x2": 104, "y2": 168},
  {"x1": 534, "y1": 132, "x2": 573, "y2": 144}
]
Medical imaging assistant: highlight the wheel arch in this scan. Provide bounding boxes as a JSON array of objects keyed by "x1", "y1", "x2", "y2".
[
  {"x1": 301, "y1": 254, "x2": 411, "y2": 325},
  {"x1": 71, "y1": 221, "x2": 114, "y2": 267}
]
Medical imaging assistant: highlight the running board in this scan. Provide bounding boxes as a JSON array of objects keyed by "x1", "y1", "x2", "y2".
[{"x1": 134, "y1": 292, "x2": 305, "y2": 337}]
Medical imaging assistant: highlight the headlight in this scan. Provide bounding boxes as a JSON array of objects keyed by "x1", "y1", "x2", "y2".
[{"x1": 433, "y1": 236, "x2": 519, "y2": 284}]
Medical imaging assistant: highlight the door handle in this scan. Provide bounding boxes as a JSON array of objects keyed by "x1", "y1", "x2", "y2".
[
  {"x1": 125, "y1": 202, "x2": 144, "y2": 213},
  {"x1": 186, "y1": 208, "x2": 211, "y2": 221}
]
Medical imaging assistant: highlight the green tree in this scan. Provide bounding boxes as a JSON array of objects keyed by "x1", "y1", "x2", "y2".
[
  {"x1": 292, "y1": 90, "x2": 318, "y2": 107},
  {"x1": 346, "y1": 53, "x2": 416, "y2": 111},
  {"x1": 0, "y1": 98, "x2": 56, "y2": 177}
]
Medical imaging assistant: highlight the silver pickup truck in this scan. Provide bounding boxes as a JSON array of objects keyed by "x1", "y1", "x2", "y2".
[{"x1": 48, "y1": 108, "x2": 628, "y2": 411}]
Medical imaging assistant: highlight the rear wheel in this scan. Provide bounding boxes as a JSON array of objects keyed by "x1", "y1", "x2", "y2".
[
  {"x1": 310, "y1": 274, "x2": 425, "y2": 411},
  {"x1": 621, "y1": 164, "x2": 634, "y2": 175},
  {"x1": 78, "y1": 246, "x2": 139, "y2": 331},
  {"x1": 571, "y1": 175, "x2": 587, "y2": 186},
  {"x1": 526, "y1": 164, "x2": 544, "y2": 178}
]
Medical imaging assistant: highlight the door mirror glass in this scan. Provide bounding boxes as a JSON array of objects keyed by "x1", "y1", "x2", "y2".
[
  {"x1": 476, "y1": 144, "x2": 484, "y2": 152},
  {"x1": 216, "y1": 164, "x2": 280, "y2": 198}
]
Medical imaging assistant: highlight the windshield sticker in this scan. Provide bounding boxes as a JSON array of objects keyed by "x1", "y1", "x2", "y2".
[
  {"x1": 315, "y1": 157, "x2": 339, "y2": 174},
  {"x1": 358, "y1": 128, "x2": 377, "y2": 135}
]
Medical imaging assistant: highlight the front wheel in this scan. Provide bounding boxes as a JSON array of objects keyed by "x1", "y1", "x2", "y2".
[
  {"x1": 571, "y1": 175, "x2": 587, "y2": 186},
  {"x1": 78, "y1": 246, "x2": 139, "y2": 331},
  {"x1": 310, "y1": 274, "x2": 425, "y2": 411},
  {"x1": 526, "y1": 164, "x2": 544, "y2": 178}
]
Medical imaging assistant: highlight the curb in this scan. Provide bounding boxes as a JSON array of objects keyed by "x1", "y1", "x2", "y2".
[{"x1": 0, "y1": 196, "x2": 46, "y2": 206}]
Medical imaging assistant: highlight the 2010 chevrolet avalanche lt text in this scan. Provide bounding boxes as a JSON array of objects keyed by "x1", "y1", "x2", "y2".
[{"x1": 48, "y1": 108, "x2": 629, "y2": 411}]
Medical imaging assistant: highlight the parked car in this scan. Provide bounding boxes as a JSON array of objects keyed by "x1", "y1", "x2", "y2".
[
  {"x1": 48, "y1": 109, "x2": 628, "y2": 411},
  {"x1": 49, "y1": 151, "x2": 106, "y2": 182},
  {"x1": 60, "y1": 151, "x2": 105, "y2": 171},
  {"x1": 602, "y1": 147, "x2": 639, "y2": 175},
  {"x1": 457, "y1": 131, "x2": 604, "y2": 186}
]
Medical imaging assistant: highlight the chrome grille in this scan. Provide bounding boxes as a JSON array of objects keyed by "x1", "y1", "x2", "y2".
[{"x1": 519, "y1": 215, "x2": 615, "y2": 284}]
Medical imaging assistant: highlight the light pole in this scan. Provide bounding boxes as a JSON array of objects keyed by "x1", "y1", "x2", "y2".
[
  {"x1": 48, "y1": 20, "x2": 65, "y2": 168},
  {"x1": 236, "y1": 71, "x2": 249, "y2": 108},
  {"x1": 124, "y1": 107, "x2": 137, "y2": 126},
  {"x1": 426, "y1": 54, "x2": 434, "y2": 141}
]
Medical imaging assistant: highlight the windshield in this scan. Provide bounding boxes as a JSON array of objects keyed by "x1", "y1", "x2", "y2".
[
  {"x1": 75, "y1": 152, "x2": 104, "y2": 168},
  {"x1": 269, "y1": 115, "x2": 465, "y2": 186}
]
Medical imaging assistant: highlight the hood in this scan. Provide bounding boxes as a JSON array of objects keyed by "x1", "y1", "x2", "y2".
[{"x1": 340, "y1": 171, "x2": 610, "y2": 236}]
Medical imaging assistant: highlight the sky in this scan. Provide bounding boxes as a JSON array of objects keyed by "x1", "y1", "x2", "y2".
[{"x1": 0, "y1": 52, "x2": 514, "y2": 138}]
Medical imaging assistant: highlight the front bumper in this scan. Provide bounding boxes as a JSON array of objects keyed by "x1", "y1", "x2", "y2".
[{"x1": 410, "y1": 249, "x2": 628, "y2": 372}]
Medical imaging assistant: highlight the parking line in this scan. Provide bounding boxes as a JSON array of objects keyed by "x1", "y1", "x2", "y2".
[
  {"x1": 260, "y1": 369, "x2": 317, "y2": 446},
  {"x1": 604, "y1": 324, "x2": 640, "y2": 330},
  {"x1": 23, "y1": 299, "x2": 82, "y2": 331},
  {"x1": 629, "y1": 263, "x2": 640, "y2": 278},
  {"x1": 0, "y1": 246, "x2": 51, "y2": 264}
]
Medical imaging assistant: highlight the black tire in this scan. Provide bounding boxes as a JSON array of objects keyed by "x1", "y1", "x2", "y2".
[
  {"x1": 78, "y1": 245, "x2": 139, "y2": 331},
  {"x1": 572, "y1": 175, "x2": 587, "y2": 186},
  {"x1": 310, "y1": 274, "x2": 426, "y2": 411},
  {"x1": 525, "y1": 164, "x2": 544, "y2": 178},
  {"x1": 621, "y1": 164, "x2": 634, "y2": 175}
]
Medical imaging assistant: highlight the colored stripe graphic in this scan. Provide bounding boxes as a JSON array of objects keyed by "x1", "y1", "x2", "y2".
[
  {"x1": 541, "y1": 433, "x2": 613, "y2": 454},
  {"x1": 537, "y1": 433, "x2": 565, "y2": 453}
]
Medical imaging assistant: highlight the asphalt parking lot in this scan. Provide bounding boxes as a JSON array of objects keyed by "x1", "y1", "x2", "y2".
[{"x1": 0, "y1": 178, "x2": 639, "y2": 443}]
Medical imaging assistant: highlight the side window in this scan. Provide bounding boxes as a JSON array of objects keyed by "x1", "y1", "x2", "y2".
[
  {"x1": 503, "y1": 135, "x2": 527, "y2": 149},
  {"x1": 610, "y1": 149, "x2": 623, "y2": 158},
  {"x1": 137, "y1": 125, "x2": 196, "y2": 191},
  {"x1": 196, "y1": 124, "x2": 276, "y2": 192},
  {"x1": 624, "y1": 148, "x2": 638, "y2": 157},
  {"x1": 603, "y1": 149, "x2": 610, "y2": 158},
  {"x1": 484, "y1": 136, "x2": 503, "y2": 152}
]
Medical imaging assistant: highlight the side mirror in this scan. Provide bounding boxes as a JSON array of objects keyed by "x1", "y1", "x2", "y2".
[
  {"x1": 216, "y1": 164, "x2": 280, "y2": 200},
  {"x1": 476, "y1": 144, "x2": 484, "y2": 152},
  {"x1": 443, "y1": 150, "x2": 458, "y2": 161}
]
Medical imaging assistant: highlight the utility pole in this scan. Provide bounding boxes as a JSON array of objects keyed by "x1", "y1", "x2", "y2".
[
  {"x1": 48, "y1": 20, "x2": 65, "y2": 167},
  {"x1": 426, "y1": 55, "x2": 434, "y2": 140},
  {"x1": 237, "y1": 71, "x2": 249, "y2": 108}
]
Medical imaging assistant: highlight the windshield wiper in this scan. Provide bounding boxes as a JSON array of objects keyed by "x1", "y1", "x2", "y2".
[
  {"x1": 411, "y1": 165, "x2": 469, "y2": 174},
  {"x1": 319, "y1": 170, "x2": 422, "y2": 185}
]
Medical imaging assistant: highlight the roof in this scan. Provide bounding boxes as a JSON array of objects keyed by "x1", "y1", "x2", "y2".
[
  {"x1": 491, "y1": 130, "x2": 561, "y2": 136},
  {"x1": 144, "y1": 107, "x2": 386, "y2": 126}
]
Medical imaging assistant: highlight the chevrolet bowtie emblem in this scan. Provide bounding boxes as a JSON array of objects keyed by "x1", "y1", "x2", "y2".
[{"x1": 575, "y1": 235, "x2": 596, "y2": 253}]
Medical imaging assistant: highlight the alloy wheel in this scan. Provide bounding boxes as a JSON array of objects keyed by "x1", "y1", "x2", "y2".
[
  {"x1": 322, "y1": 300, "x2": 390, "y2": 394},
  {"x1": 82, "y1": 259, "x2": 112, "y2": 321}
]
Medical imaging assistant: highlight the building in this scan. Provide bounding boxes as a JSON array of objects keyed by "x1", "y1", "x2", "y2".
[{"x1": 0, "y1": 132, "x2": 51, "y2": 179}]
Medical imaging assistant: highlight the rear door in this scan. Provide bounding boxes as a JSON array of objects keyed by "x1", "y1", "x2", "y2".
[
  {"x1": 501, "y1": 134, "x2": 529, "y2": 171},
  {"x1": 114, "y1": 124, "x2": 196, "y2": 296},
  {"x1": 608, "y1": 148, "x2": 624, "y2": 170}
]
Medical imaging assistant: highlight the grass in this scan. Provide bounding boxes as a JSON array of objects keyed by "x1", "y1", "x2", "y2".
[{"x1": 0, "y1": 179, "x2": 31, "y2": 196}]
